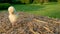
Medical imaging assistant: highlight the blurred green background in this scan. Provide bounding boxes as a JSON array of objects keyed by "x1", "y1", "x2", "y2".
[{"x1": 0, "y1": 0, "x2": 60, "y2": 19}]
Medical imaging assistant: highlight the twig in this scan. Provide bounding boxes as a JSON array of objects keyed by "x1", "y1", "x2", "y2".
[
  {"x1": 43, "y1": 26, "x2": 54, "y2": 34},
  {"x1": 33, "y1": 19, "x2": 47, "y2": 23}
]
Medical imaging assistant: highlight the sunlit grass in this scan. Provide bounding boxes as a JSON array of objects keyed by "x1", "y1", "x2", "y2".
[{"x1": 13, "y1": 3, "x2": 60, "y2": 19}]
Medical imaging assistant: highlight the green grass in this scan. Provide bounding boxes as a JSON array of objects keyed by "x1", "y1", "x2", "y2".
[
  {"x1": 0, "y1": 2, "x2": 60, "y2": 19},
  {"x1": 13, "y1": 3, "x2": 60, "y2": 19}
]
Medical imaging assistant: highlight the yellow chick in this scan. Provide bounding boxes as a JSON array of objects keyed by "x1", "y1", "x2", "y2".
[{"x1": 8, "y1": 6, "x2": 18, "y2": 25}]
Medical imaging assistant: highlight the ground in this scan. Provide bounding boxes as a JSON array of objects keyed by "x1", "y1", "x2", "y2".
[
  {"x1": 0, "y1": 2, "x2": 60, "y2": 34},
  {"x1": 0, "y1": 11, "x2": 60, "y2": 34}
]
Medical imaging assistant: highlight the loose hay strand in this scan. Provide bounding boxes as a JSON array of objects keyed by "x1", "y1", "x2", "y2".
[{"x1": 43, "y1": 26, "x2": 54, "y2": 34}]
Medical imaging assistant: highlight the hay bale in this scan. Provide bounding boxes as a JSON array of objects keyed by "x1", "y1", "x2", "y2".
[{"x1": 0, "y1": 11, "x2": 60, "y2": 34}]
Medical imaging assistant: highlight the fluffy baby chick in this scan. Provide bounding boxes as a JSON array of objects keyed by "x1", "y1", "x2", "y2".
[{"x1": 8, "y1": 6, "x2": 18, "y2": 26}]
